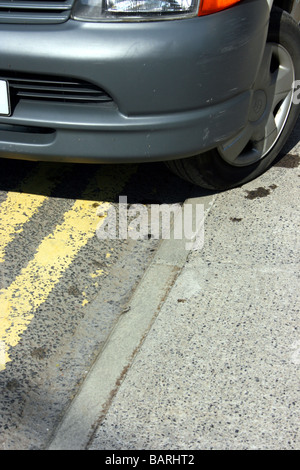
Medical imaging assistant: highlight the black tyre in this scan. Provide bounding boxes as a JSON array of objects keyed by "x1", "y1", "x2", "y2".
[{"x1": 165, "y1": 7, "x2": 300, "y2": 190}]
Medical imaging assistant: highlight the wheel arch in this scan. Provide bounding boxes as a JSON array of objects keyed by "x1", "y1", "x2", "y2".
[{"x1": 273, "y1": 0, "x2": 300, "y2": 22}]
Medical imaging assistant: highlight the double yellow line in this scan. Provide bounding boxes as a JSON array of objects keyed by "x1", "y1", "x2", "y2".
[{"x1": 0, "y1": 163, "x2": 136, "y2": 370}]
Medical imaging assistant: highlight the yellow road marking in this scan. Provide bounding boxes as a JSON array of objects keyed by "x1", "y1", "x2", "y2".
[
  {"x1": 0, "y1": 165, "x2": 137, "y2": 370},
  {"x1": 0, "y1": 163, "x2": 70, "y2": 263},
  {"x1": 90, "y1": 269, "x2": 105, "y2": 278}
]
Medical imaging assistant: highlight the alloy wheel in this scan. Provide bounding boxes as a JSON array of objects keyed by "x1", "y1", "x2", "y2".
[{"x1": 218, "y1": 43, "x2": 295, "y2": 167}]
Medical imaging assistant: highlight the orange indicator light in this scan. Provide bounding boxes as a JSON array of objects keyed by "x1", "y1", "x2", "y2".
[{"x1": 198, "y1": 0, "x2": 241, "y2": 16}]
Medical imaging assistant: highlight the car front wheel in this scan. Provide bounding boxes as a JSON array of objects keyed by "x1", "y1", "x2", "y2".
[{"x1": 165, "y1": 7, "x2": 300, "y2": 190}]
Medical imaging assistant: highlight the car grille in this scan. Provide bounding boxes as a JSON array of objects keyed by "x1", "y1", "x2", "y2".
[
  {"x1": 0, "y1": 0, "x2": 74, "y2": 24},
  {"x1": 1, "y1": 72, "x2": 113, "y2": 105}
]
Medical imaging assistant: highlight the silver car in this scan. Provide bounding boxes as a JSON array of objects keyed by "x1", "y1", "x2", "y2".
[{"x1": 0, "y1": 0, "x2": 299, "y2": 189}]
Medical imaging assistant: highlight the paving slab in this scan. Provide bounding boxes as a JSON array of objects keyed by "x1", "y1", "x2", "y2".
[{"x1": 86, "y1": 132, "x2": 300, "y2": 450}]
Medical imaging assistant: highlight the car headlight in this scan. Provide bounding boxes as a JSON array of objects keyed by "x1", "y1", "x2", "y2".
[
  {"x1": 71, "y1": 0, "x2": 200, "y2": 21},
  {"x1": 71, "y1": 0, "x2": 241, "y2": 21}
]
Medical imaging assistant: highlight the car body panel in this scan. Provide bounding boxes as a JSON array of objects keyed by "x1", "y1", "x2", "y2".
[{"x1": 0, "y1": 0, "x2": 279, "y2": 163}]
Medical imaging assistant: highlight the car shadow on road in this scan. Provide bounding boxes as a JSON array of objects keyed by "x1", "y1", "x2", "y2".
[
  {"x1": 0, "y1": 114, "x2": 298, "y2": 203},
  {"x1": 0, "y1": 156, "x2": 212, "y2": 206}
]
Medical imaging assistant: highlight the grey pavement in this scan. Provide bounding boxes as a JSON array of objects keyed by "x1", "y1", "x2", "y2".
[{"x1": 48, "y1": 125, "x2": 300, "y2": 450}]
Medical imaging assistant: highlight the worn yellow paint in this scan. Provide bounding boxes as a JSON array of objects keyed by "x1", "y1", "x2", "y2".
[
  {"x1": 0, "y1": 163, "x2": 70, "y2": 263},
  {"x1": 0, "y1": 199, "x2": 111, "y2": 369},
  {"x1": 0, "y1": 165, "x2": 137, "y2": 369},
  {"x1": 90, "y1": 268, "x2": 105, "y2": 278}
]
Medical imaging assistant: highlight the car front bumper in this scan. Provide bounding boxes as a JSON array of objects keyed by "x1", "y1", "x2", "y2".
[{"x1": 0, "y1": 0, "x2": 270, "y2": 163}]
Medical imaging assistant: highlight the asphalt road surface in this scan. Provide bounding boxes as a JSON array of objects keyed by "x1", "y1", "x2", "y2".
[
  {"x1": 0, "y1": 157, "x2": 195, "y2": 449},
  {"x1": 0, "y1": 117, "x2": 299, "y2": 450}
]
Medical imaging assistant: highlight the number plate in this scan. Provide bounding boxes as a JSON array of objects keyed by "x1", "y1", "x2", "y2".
[{"x1": 0, "y1": 80, "x2": 10, "y2": 116}]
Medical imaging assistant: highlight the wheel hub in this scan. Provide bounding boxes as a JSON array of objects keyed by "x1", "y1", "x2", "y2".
[{"x1": 249, "y1": 90, "x2": 267, "y2": 122}]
